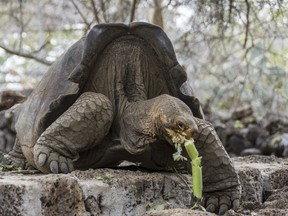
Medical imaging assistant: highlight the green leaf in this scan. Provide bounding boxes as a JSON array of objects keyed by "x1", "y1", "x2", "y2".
[
  {"x1": 104, "y1": 173, "x2": 114, "y2": 179},
  {"x1": 234, "y1": 120, "x2": 244, "y2": 129},
  {"x1": 95, "y1": 176, "x2": 104, "y2": 180}
]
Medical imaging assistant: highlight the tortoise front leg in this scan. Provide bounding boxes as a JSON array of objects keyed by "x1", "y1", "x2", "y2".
[
  {"x1": 32, "y1": 92, "x2": 113, "y2": 173},
  {"x1": 193, "y1": 118, "x2": 241, "y2": 215}
]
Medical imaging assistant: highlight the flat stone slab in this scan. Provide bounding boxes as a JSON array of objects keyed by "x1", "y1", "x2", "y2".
[
  {"x1": 0, "y1": 168, "x2": 195, "y2": 216},
  {"x1": 0, "y1": 155, "x2": 288, "y2": 215}
]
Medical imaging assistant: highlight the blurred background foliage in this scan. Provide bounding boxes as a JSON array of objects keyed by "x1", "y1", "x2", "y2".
[{"x1": 0, "y1": 0, "x2": 287, "y2": 117}]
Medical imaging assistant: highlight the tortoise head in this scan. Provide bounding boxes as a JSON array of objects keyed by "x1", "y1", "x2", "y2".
[{"x1": 154, "y1": 94, "x2": 198, "y2": 145}]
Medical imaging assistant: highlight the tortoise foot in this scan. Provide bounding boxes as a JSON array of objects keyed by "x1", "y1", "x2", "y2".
[
  {"x1": 2, "y1": 138, "x2": 29, "y2": 169},
  {"x1": 34, "y1": 144, "x2": 74, "y2": 174},
  {"x1": 205, "y1": 185, "x2": 241, "y2": 215}
]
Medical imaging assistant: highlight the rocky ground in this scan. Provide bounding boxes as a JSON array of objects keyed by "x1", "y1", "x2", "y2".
[{"x1": 0, "y1": 155, "x2": 288, "y2": 216}]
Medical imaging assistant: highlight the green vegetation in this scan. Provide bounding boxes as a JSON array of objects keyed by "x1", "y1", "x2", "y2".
[{"x1": 172, "y1": 138, "x2": 205, "y2": 211}]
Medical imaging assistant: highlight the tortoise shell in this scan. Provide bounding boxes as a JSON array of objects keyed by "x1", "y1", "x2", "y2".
[{"x1": 15, "y1": 22, "x2": 203, "y2": 150}]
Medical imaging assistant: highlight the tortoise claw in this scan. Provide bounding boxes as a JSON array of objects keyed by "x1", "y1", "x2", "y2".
[
  {"x1": 34, "y1": 145, "x2": 74, "y2": 174},
  {"x1": 37, "y1": 153, "x2": 47, "y2": 167},
  {"x1": 50, "y1": 160, "x2": 59, "y2": 173},
  {"x1": 60, "y1": 162, "x2": 69, "y2": 174},
  {"x1": 205, "y1": 196, "x2": 217, "y2": 213},
  {"x1": 218, "y1": 204, "x2": 229, "y2": 215},
  {"x1": 204, "y1": 185, "x2": 241, "y2": 214},
  {"x1": 59, "y1": 156, "x2": 73, "y2": 173},
  {"x1": 232, "y1": 199, "x2": 240, "y2": 210},
  {"x1": 206, "y1": 203, "x2": 216, "y2": 213}
]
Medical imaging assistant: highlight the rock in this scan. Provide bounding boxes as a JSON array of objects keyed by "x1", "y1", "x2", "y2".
[
  {"x1": 262, "y1": 112, "x2": 288, "y2": 135},
  {"x1": 226, "y1": 134, "x2": 245, "y2": 155},
  {"x1": 0, "y1": 90, "x2": 26, "y2": 111},
  {"x1": 0, "y1": 132, "x2": 6, "y2": 151},
  {"x1": 240, "y1": 148, "x2": 262, "y2": 156},
  {"x1": 0, "y1": 128, "x2": 15, "y2": 153},
  {"x1": 0, "y1": 104, "x2": 19, "y2": 153},
  {"x1": 3, "y1": 131, "x2": 15, "y2": 152},
  {"x1": 261, "y1": 133, "x2": 288, "y2": 157},
  {"x1": 0, "y1": 89, "x2": 32, "y2": 154},
  {"x1": 228, "y1": 155, "x2": 288, "y2": 215},
  {"x1": 231, "y1": 105, "x2": 253, "y2": 120},
  {"x1": 263, "y1": 186, "x2": 288, "y2": 209},
  {"x1": 215, "y1": 120, "x2": 252, "y2": 156},
  {"x1": 0, "y1": 169, "x2": 192, "y2": 216},
  {"x1": 255, "y1": 134, "x2": 268, "y2": 149},
  {"x1": 212, "y1": 111, "x2": 288, "y2": 157},
  {"x1": 142, "y1": 208, "x2": 216, "y2": 215},
  {"x1": 245, "y1": 124, "x2": 267, "y2": 146},
  {"x1": 0, "y1": 155, "x2": 288, "y2": 215},
  {"x1": 209, "y1": 109, "x2": 288, "y2": 157},
  {"x1": 240, "y1": 115, "x2": 257, "y2": 126},
  {"x1": 0, "y1": 174, "x2": 86, "y2": 216}
]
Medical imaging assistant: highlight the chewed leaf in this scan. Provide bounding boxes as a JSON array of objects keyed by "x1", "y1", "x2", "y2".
[
  {"x1": 172, "y1": 138, "x2": 187, "y2": 161},
  {"x1": 105, "y1": 173, "x2": 114, "y2": 179},
  {"x1": 173, "y1": 151, "x2": 187, "y2": 161}
]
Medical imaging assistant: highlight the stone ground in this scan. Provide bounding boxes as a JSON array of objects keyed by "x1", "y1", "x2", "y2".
[{"x1": 0, "y1": 155, "x2": 288, "y2": 216}]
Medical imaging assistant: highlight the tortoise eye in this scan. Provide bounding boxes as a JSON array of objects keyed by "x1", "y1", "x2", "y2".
[{"x1": 177, "y1": 121, "x2": 185, "y2": 130}]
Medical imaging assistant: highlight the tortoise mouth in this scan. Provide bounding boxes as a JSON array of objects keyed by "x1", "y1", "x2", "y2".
[{"x1": 164, "y1": 127, "x2": 195, "y2": 145}]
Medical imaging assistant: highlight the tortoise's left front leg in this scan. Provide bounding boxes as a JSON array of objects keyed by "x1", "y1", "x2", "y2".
[{"x1": 193, "y1": 118, "x2": 241, "y2": 215}]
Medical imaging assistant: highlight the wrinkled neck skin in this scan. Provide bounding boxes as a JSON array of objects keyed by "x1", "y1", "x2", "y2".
[{"x1": 120, "y1": 97, "x2": 160, "y2": 155}]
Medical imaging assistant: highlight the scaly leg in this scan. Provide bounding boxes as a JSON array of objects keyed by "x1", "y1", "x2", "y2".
[
  {"x1": 193, "y1": 118, "x2": 241, "y2": 215},
  {"x1": 1, "y1": 138, "x2": 31, "y2": 169},
  {"x1": 33, "y1": 92, "x2": 113, "y2": 173}
]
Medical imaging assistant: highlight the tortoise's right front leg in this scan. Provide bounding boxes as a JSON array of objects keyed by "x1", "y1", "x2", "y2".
[
  {"x1": 31, "y1": 92, "x2": 113, "y2": 173},
  {"x1": 5, "y1": 138, "x2": 30, "y2": 169},
  {"x1": 193, "y1": 118, "x2": 241, "y2": 214}
]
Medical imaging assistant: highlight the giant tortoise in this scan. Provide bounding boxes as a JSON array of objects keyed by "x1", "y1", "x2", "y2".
[{"x1": 9, "y1": 22, "x2": 240, "y2": 214}]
